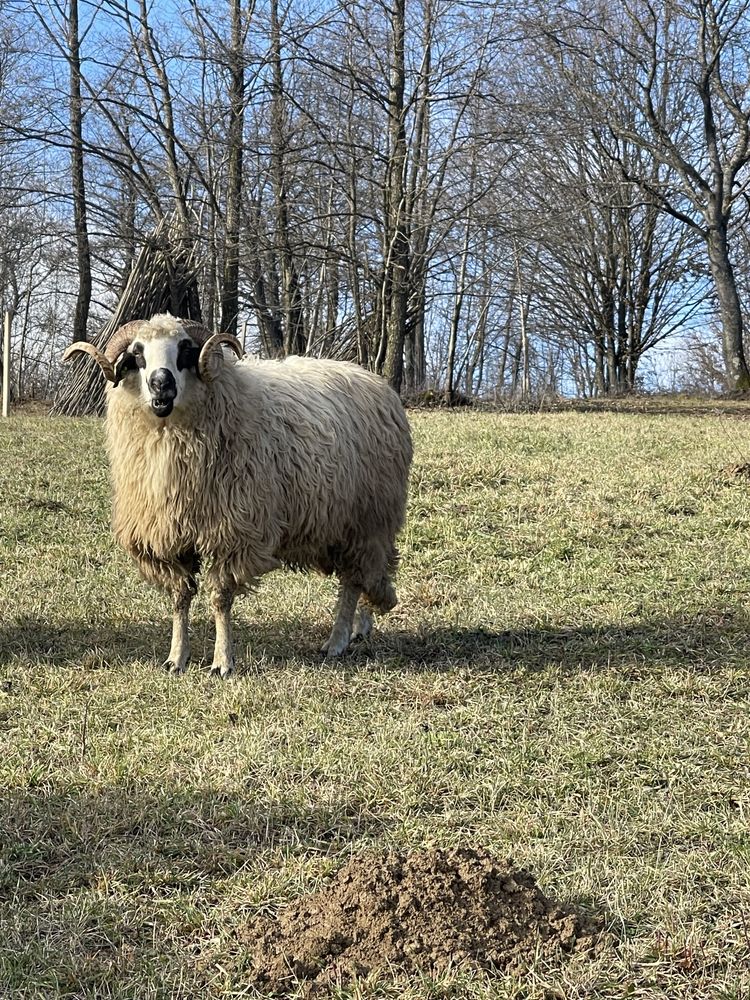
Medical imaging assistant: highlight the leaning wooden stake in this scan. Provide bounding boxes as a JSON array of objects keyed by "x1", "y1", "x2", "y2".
[{"x1": 1, "y1": 310, "x2": 11, "y2": 418}]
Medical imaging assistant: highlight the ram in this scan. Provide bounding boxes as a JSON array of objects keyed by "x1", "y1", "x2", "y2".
[{"x1": 65, "y1": 314, "x2": 412, "y2": 677}]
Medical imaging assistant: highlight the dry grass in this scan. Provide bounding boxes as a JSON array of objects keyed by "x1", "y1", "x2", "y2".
[{"x1": 3, "y1": 406, "x2": 750, "y2": 998}]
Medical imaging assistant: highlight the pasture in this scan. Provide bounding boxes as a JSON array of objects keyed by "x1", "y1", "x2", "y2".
[{"x1": 2, "y1": 405, "x2": 750, "y2": 998}]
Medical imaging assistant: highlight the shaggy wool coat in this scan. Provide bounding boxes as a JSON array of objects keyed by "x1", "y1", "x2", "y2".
[{"x1": 106, "y1": 354, "x2": 412, "y2": 606}]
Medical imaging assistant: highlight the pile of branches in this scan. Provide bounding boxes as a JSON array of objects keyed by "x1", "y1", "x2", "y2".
[{"x1": 52, "y1": 216, "x2": 202, "y2": 417}]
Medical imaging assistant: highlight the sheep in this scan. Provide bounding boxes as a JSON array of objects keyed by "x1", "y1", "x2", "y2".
[{"x1": 63, "y1": 313, "x2": 412, "y2": 677}]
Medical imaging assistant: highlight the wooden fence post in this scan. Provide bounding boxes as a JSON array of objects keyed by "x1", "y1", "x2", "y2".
[{"x1": 1, "y1": 310, "x2": 11, "y2": 418}]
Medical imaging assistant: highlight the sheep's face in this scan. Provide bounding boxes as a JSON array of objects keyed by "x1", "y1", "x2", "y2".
[
  {"x1": 116, "y1": 333, "x2": 200, "y2": 419},
  {"x1": 62, "y1": 314, "x2": 243, "y2": 416}
]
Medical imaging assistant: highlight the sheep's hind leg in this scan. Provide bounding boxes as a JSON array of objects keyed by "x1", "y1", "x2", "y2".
[
  {"x1": 163, "y1": 581, "x2": 196, "y2": 675},
  {"x1": 321, "y1": 581, "x2": 360, "y2": 658},
  {"x1": 351, "y1": 602, "x2": 373, "y2": 642},
  {"x1": 209, "y1": 587, "x2": 236, "y2": 679}
]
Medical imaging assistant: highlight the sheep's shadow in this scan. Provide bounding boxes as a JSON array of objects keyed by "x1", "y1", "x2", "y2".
[
  {"x1": 0, "y1": 779, "x2": 391, "y2": 990},
  {"x1": 343, "y1": 608, "x2": 750, "y2": 676},
  {"x1": 2, "y1": 608, "x2": 749, "y2": 676},
  {"x1": 1, "y1": 783, "x2": 388, "y2": 897},
  {"x1": 0, "y1": 776, "x2": 611, "y2": 991},
  {"x1": 0, "y1": 614, "x2": 318, "y2": 670}
]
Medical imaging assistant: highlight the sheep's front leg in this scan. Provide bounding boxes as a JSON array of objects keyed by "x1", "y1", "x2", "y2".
[
  {"x1": 321, "y1": 581, "x2": 361, "y2": 658},
  {"x1": 163, "y1": 586, "x2": 195, "y2": 674},
  {"x1": 209, "y1": 587, "x2": 236, "y2": 679}
]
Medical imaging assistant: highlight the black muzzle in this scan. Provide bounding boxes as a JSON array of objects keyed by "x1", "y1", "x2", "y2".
[{"x1": 148, "y1": 368, "x2": 177, "y2": 418}]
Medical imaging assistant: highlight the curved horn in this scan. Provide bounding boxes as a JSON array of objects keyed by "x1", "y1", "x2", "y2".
[
  {"x1": 179, "y1": 320, "x2": 214, "y2": 346},
  {"x1": 198, "y1": 333, "x2": 244, "y2": 382},
  {"x1": 104, "y1": 320, "x2": 148, "y2": 363},
  {"x1": 62, "y1": 341, "x2": 116, "y2": 383}
]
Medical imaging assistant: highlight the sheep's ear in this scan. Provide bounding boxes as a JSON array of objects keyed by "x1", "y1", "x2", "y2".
[{"x1": 112, "y1": 352, "x2": 137, "y2": 387}]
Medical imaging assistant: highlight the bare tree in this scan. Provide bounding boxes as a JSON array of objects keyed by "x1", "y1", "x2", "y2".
[{"x1": 543, "y1": 0, "x2": 750, "y2": 390}]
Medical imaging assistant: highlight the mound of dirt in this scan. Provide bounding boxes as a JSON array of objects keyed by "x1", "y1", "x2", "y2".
[
  {"x1": 723, "y1": 462, "x2": 750, "y2": 479},
  {"x1": 240, "y1": 847, "x2": 600, "y2": 992}
]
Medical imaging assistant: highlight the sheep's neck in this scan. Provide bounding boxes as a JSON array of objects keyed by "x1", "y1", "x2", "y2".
[{"x1": 107, "y1": 403, "x2": 217, "y2": 561}]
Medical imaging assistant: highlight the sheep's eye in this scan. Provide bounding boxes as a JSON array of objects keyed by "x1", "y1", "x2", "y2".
[{"x1": 177, "y1": 339, "x2": 200, "y2": 371}]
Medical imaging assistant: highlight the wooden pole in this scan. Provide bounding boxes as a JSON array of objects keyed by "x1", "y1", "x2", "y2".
[{"x1": 1, "y1": 310, "x2": 10, "y2": 418}]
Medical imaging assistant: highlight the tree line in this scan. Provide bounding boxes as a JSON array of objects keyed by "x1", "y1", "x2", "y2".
[{"x1": 1, "y1": 0, "x2": 749, "y2": 401}]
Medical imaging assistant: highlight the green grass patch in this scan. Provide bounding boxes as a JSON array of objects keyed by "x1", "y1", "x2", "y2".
[{"x1": 2, "y1": 407, "x2": 750, "y2": 997}]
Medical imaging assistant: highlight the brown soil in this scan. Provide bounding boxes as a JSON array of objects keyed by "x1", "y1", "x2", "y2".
[
  {"x1": 239, "y1": 847, "x2": 601, "y2": 993},
  {"x1": 723, "y1": 462, "x2": 750, "y2": 479}
]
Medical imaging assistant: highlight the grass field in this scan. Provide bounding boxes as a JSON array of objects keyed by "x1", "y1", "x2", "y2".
[{"x1": 3, "y1": 404, "x2": 750, "y2": 998}]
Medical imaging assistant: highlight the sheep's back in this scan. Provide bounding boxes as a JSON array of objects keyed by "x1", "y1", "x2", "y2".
[{"x1": 237, "y1": 357, "x2": 412, "y2": 563}]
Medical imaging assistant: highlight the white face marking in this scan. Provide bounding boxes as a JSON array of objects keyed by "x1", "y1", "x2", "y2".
[{"x1": 131, "y1": 334, "x2": 195, "y2": 414}]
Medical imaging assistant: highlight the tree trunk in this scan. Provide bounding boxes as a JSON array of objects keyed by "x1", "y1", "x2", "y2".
[
  {"x1": 514, "y1": 247, "x2": 532, "y2": 402},
  {"x1": 404, "y1": 2, "x2": 432, "y2": 392},
  {"x1": 69, "y1": 0, "x2": 91, "y2": 343},
  {"x1": 593, "y1": 334, "x2": 605, "y2": 396},
  {"x1": 220, "y1": 0, "x2": 245, "y2": 337},
  {"x1": 270, "y1": 0, "x2": 305, "y2": 355},
  {"x1": 445, "y1": 201, "x2": 472, "y2": 403},
  {"x1": 520, "y1": 307, "x2": 530, "y2": 401},
  {"x1": 497, "y1": 286, "x2": 516, "y2": 392},
  {"x1": 382, "y1": 0, "x2": 409, "y2": 394},
  {"x1": 605, "y1": 327, "x2": 617, "y2": 395},
  {"x1": 510, "y1": 339, "x2": 522, "y2": 397},
  {"x1": 117, "y1": 158, "x2": 138, "y2": 299},
  {"x1": 138, "y1": 0, "x2": 191, "y2": 234},
  {"x1": 707, "y1": 222, "x2": 750, "y2": 391},
  {"x1": 466, "y1": 293, "x2": 489, "y2": 395}
]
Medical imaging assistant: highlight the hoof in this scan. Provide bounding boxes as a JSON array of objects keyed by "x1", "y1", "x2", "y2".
[
  {"x1": 208, "y1": 661, "x2": 234, "y2": 679},
  {"x1": 320, "y1": 634, "x2": 350, "y2": 659},
  {"x1": 162, "y1": 659, "x2": 188, "y2": 675}
]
